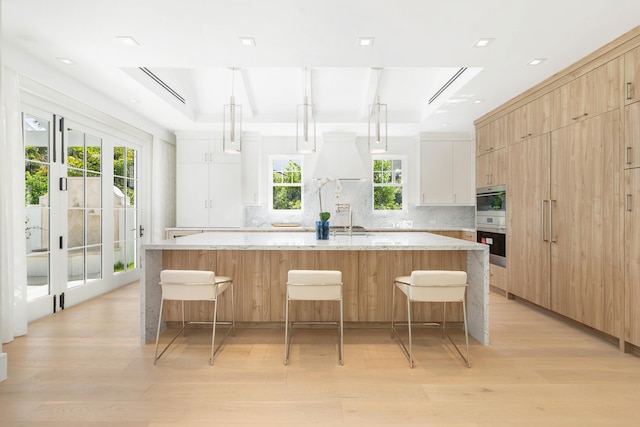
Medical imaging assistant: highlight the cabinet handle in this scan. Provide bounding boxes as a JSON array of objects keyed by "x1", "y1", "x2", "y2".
[
  {"x1": 550, "y1": 199, "x2": 557, "y2": 243},
  {"x1": 486, "y1": 174, "x2": 490, "y2": 185},
  {"x1": 571, "y1": 112, "x2": 588, "y2": 120},
  {"x1": 541, "y1": 200, "x2": 548, "y2": 242},
  {"x1": 521, "y1": 133, "x2": 532, "y2": 139},
  {"x1": 453, "y1": 194, "x2": 457, "y2": 203},
  {"x1": 627, "y1": 82, "x2": 633, "y2": 100},
  {"x1": 627, "y1": 194, "x2": 633, "y2": 212},
  {"x1": 485, "y1": 147, "x2": 493, "y2": 152},
  {"x1": 626, "y1": 147, "x2": 632, "y2": 165},
  {"x1": 204, "y1": 200, "x2": 208, "y2": 209}
]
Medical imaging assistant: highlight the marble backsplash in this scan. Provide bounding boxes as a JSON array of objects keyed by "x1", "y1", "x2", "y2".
[{"x1": 244, "y1": 180, "x2": 475, "y2": 230}]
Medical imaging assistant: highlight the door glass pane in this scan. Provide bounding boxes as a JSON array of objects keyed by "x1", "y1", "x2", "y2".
[
  {"x1": 67, "y1": 129, "x2": 85, "y2": 168},
  {"x1": 87, "y1": 210, "x2": 101, "y2": 246},
  {"x1": 114, "y1": 242, "x2": 125, "y2": 273},
  {"x1": 126, "y1": 148, "x2": 136, "y2": 178},
  {"x1": 85, "y1": 134, "x2": 101, "y2": 173},
  {"x1": 27, "y1": 253, "x2": 49, "y2": 299},
  {"x1": 67, "y1": 209, "x2": 85, "y2": 248},
  {"x1": 126, "y1": 178, "x2": 136, "y2": 207},
  {"x1": 67, "y1": 248, "x2": 84, "y2": 287},
  {"x1": 68, "y1": 170, "x2": 85, "y2": 207},
  {"x1": 114, "y1": 209, "x2": 125, "y2": 241},
  {"x1": 87, "y1": 246, "x2": 102, "y2": 281},
  {"x1": 87, "y1": 171, "x2": 102, "y2": 209},
  {"x1": 126, "y1": 209, "x2": 136, "y2": 241},
  {"x1": 126, "y1": 240, "x2": 136, "y2": 271}
]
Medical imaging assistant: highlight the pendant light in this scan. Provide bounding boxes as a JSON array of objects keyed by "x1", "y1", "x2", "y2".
[
  {"x1": 223, "y1": 67, "x2": 242, "y2": 153},
  {"x1": 368, "y1": 69, "x2": 387, "y2": 153},
  {"x1": 296, "y1": 67, "x2": 316, "y2": 153}
]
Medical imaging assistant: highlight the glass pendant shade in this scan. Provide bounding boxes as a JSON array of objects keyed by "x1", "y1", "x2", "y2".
[
  {"x1": 368, "y1": 96, "x2": 387, "y2": 153},
  {"x1": 223, "y1": 69, "x2": 242, "y2": 153},
  {"x1": 296, "y1": 96, "x2": 316, "y2": 153}
]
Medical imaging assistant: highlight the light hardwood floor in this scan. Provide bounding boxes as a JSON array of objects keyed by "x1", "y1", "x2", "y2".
[{"x1": 1, "y1": 282, "x2": 639, "y2": 426}]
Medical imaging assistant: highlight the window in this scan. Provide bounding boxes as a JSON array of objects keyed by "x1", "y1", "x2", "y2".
[
  {"x1": 373, "y1": 157, "x2": 404, "y2": 210},
  {"x1": 271, "y1": 157, "x2": 302, "y2": 210}
]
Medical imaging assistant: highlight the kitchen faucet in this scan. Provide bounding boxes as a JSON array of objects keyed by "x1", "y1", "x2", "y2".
[{"x1": 335, "y1": 203, "x2": 352, "y2": 236}]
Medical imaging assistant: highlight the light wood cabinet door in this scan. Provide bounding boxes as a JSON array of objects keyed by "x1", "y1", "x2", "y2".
[
  {"x1": 624, "y1": 168, "x2": 640, "y2": 346},
  {"x1": 550, "y1": 111, "x2": 623, "y2": 337},
  {"x1": 624, "y1": 45, "x2": 640, "y2": 105},
  {"x1": 476, "y1": 115, "x2": 508, "y2": 156},
  {"x1": 553, "y1": 58, "x2": 621, "y2": 129},
  {"x1": 507, "y1": 93, "x2": 553, "y2": 144},
  {"x1": 476, "y1": 148, "x2": 506, "y2": 188},
  {"x1": 490, "y1": 264, "x2": 507, "y2": 293},
  {"x1": 624, "y1": 102, "x2": 640, "y2": 169},
  {"x1": 506, "y1": 135, "x2": 551, "y2": 308}
]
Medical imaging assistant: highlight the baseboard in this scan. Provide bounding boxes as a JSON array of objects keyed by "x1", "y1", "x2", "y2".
[{"x1": 0, "y1": 352, "x2": 7, "y2": 382}]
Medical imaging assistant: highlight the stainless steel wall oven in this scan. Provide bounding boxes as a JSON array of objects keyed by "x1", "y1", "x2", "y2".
[{"x1": 476, "y1": 185, "x2": 506, "y2": 267}]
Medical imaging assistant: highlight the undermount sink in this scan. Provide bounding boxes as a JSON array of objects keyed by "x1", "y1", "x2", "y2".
[{"x1": 332, "y1": 225, "x2": 368, "y2": 236}]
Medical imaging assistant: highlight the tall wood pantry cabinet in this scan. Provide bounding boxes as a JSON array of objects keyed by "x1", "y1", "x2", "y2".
[{"x1": 625, "y1": 168, "x2": 640, "y2": 347}]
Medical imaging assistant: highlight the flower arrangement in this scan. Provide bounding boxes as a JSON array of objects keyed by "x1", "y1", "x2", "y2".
[{"x1": 317, "y1": 177, "x2": 342, "y2": 222}]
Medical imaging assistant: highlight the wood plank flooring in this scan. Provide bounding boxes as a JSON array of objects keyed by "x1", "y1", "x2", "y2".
[{"x1": 1, "y1": 282, "x2": 639, "y2": 426}]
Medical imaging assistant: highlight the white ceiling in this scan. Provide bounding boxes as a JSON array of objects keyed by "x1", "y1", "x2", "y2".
[{"x1": 3, "y1": 0, "x2": 640, "y2": 137}]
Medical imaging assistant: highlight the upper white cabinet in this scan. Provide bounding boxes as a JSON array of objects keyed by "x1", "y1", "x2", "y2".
[
  {"x1": 176, "y1": 137, "x2": 243, "y2": 227},
  {"x1": 419, "y1": 138, "x2": 474, "y2": 205}
]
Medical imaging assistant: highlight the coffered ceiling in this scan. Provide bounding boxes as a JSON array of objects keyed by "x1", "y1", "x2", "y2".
[{"x1": 2, "y1": 0, "x2": 640, "y2": 137}]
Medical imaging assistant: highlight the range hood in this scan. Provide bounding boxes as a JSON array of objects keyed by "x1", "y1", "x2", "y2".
[{"x1": 312, "y1": 133, "x2": 368, "y2": 180}]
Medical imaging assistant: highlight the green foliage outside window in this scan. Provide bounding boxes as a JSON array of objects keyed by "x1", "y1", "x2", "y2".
[
  {"x1": 272, "y1": 159, "x2": 302, "y2": 210},
  {"x1": 373, "y1": 159, "x2": 403, "y2": 210}
]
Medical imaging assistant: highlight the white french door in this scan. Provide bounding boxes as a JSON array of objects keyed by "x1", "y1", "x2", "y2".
[{"x1": 24, "y1": 107, "x2": 142, "y2": 321}]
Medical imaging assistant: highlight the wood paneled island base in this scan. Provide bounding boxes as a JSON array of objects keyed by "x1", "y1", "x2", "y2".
[{"x1": 141, "y1": 232, "x2": 489, "y2": 345}]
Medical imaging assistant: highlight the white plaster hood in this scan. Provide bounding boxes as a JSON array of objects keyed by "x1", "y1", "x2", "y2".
[{"x1": 312, "y1": 133, "x2": 368, "y2": 181}]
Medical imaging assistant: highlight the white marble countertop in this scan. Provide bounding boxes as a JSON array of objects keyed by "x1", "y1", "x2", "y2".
[{"x1": 144, "y1": 231, "x2": 486, "y2": 251}]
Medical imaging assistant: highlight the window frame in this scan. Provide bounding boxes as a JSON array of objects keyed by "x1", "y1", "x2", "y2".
[
  {"x1": 269, "y1": 155, "x2": 304, "y2": 212},
  {"x1": 371, "y1": 155, "x2": 407, "y2": 212}
]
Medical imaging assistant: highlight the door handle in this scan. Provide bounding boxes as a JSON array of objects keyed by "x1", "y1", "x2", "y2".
[
  {"x1": 139, "y1": 225, "x2": 145, "y2": 237},
  {"x1": 542, "y1": 200, "x2": 548, "y2": 242},
  {"x1": 550, "y1": 199, "x2": 557, "y2": 243},
  {"x1": 627, "y1": 82, "x2": 633, "y2": 100}
]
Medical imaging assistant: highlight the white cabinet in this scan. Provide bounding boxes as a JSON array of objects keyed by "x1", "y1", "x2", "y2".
[
  {"x1": 419, "y1": 139, "x2": 474, "y2": 205},
  {"x1": 176, "y1": 138, "x2": 243, "y2": 227}
]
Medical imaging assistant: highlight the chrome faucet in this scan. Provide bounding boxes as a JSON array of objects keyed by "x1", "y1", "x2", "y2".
[{"x1": 336, "y1": 203, "x2": 352, "y2": 236}]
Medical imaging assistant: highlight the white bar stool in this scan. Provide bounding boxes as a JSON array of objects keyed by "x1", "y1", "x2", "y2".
[
  {"x1": 391, "y1": 270, "x2": 470, "y2": 368},
  {"x1": 285, "y1": 270, "x2": 343, "y2": 366},
  {"x1": 154, "y1": 269, "x2": 235, "y2": 365}
]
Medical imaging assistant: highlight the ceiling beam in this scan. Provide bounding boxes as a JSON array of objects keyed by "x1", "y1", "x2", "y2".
[{"x1": 362, "y1": 68, "x2": 382, "y2": 118}]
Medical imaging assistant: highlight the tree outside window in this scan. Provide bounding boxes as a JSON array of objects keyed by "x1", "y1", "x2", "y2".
[
  {"x1": 373, "y1": 158, "x2": 403, "y2": 210},
  {"x1": 272, "y1": 157, "x2": 302, "y2": 210}
]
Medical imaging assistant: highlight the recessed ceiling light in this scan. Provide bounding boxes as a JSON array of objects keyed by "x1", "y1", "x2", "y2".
[
  {"x1": 473, "y1": 38, "x2": 494, "y2": 48},
  {"x1": 528, "y1": 58, "x2": 547, "y2": 66},
  {"x1": 239, "y1": 37, "x2": 256, "y2": 47},
  {"x1": 358, "y1": 37, "x2": 375, "y2": 47},
  {"x1": 435, "y1": 110, "x2": 448, "y2": 114},
  {"x1": 128, "y1": 99, "x2": 139, "y2": 104},
  {"x1": 441, "y1": 123, "x2": 450, "y2": 127},
  {"x1": 116, "y1": 36, "x2": 139, "y2": 46},
  {"x1": 56, "y1": 57, "x2": 74, "y2": 65},
  {"x1": 473, "y1": 99, "x2": 485, "y2": 104}
]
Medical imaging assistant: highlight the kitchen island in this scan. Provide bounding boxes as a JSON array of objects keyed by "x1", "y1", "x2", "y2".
[{"x1": 141, "y1": 231, "x2": 490, "y2": 345}]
